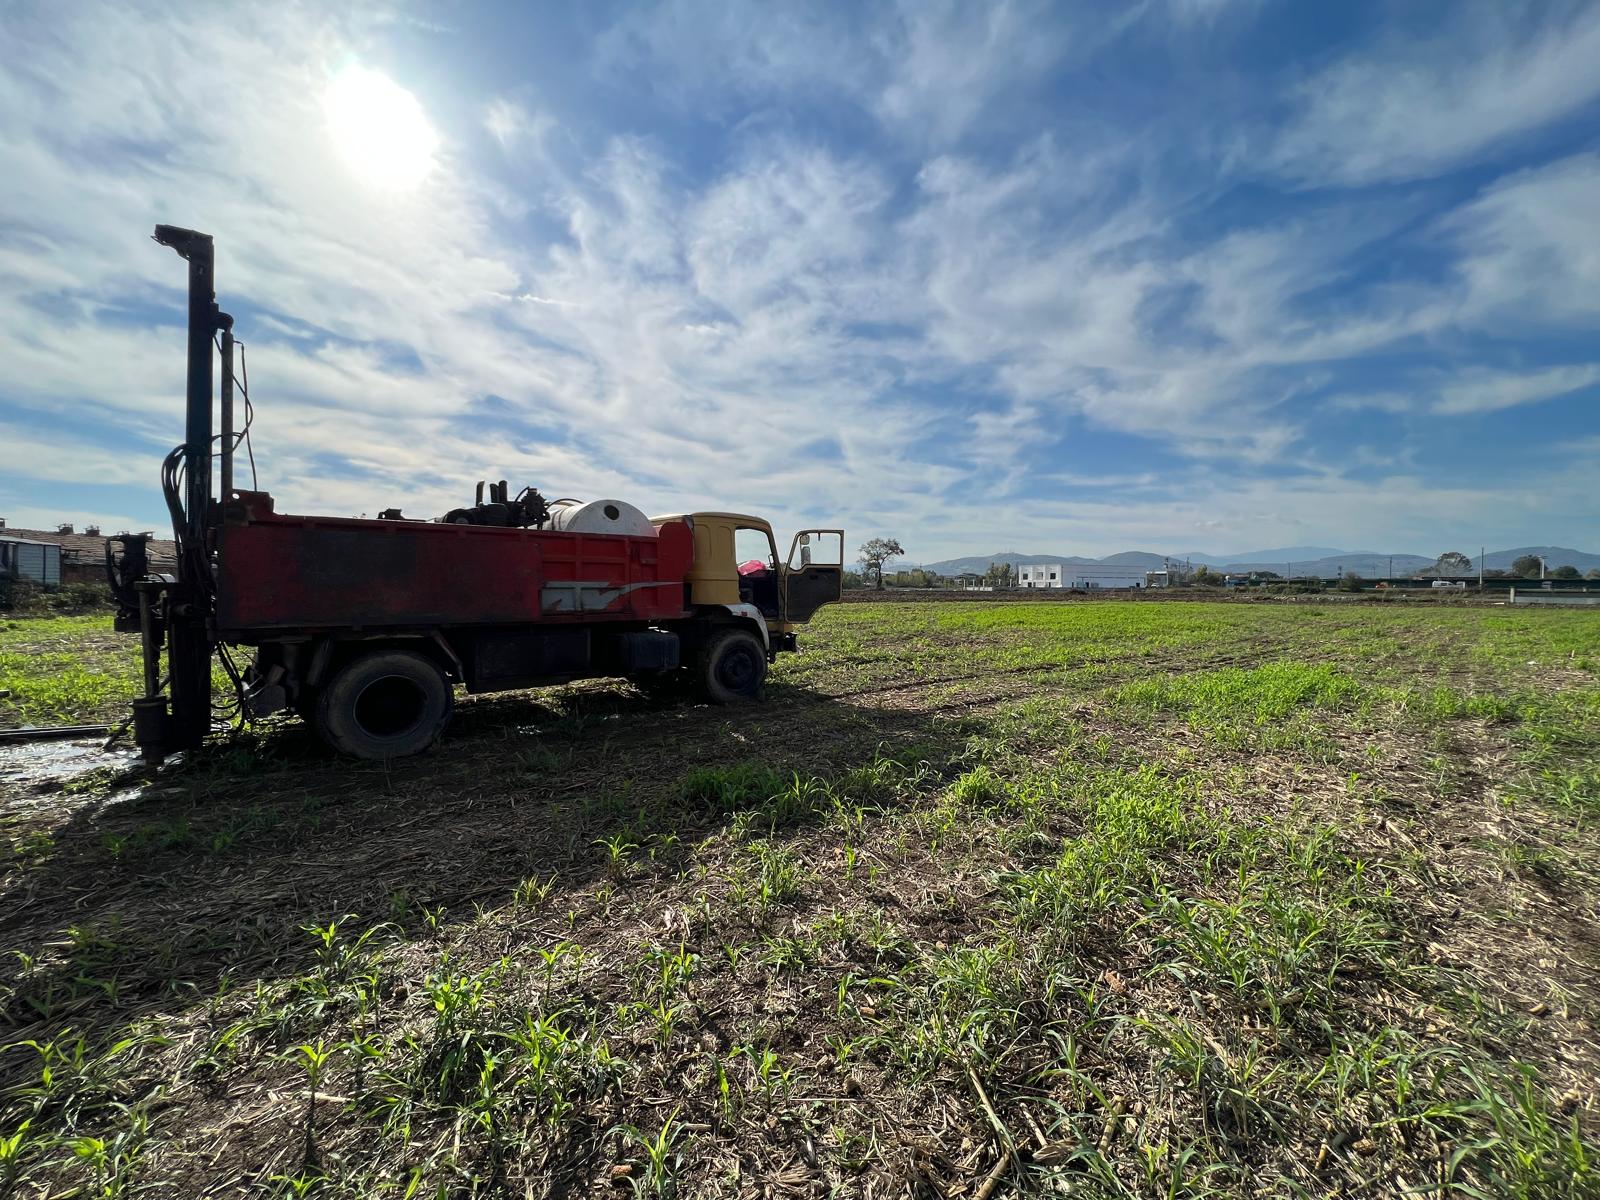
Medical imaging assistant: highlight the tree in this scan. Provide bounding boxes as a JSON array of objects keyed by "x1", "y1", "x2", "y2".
[
  {"x1": 1434, "y1": 550, "x2": 1473, "y2": 576},
  {"x1": 984, "y1": 561, "x2": 1014, "y2": 588},
  {"x1": 1552, "y1": 565, "x2": 1581, "y2": 579},
  {"x1": 1511, "y1": 554, "x2": 1544, "y2": 578},
  {"x1": 1588, "y1": 568, "x2": 1600, "y2": 581},
  {"x1": 1337, "y1": 572, "x2": 1364, "y2": 592},
  {"x1": 857, "y1": 538, "x2": 904, "y2": 590}
]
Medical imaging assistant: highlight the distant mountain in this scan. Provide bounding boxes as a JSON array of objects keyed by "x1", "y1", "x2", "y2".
[
  {"x1": 918, "y1": 550, "x2": 1180, "y2": 575},
  {"x1": 1219, "y1": 545, "x2": 1352, "y2": 563},
  {"x1": 917, "y1": 545, "x2": 1600, "y2": 579},
  {"x1": 915, "y1": 551, "x2": 1100, "y2": 575},
  {"x1": 1164, "y1": 546, "x2": 1349, "y2": 566},
  {"x1": 1226, "y1": 553, "x2": 1432, "y2": 578},
  {"x1": 1100, "y1": 551, "x2": 1176, "y2": 569}
]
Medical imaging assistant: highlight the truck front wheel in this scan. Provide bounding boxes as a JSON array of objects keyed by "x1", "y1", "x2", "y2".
[
  {"x1": 314, "y1": 650, "x2": 454, "y2": 759},
  {"x1": 700, "y1": 628, "x2": 767, "y2": 703}
]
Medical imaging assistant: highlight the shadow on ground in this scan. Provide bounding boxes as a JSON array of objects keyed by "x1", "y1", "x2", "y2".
[{"x1": 0, "y1": 679, "x2": 959, "y2": 1078}]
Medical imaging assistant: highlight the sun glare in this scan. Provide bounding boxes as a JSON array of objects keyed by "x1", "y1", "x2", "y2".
[{"x1": 323, "y1": 65, "x2": 438, "y2": 189}]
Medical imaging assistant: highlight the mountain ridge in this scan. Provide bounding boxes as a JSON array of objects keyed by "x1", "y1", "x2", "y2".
[{"x1": 912, "y1": 545, "x2": 1600, "y2": 578}]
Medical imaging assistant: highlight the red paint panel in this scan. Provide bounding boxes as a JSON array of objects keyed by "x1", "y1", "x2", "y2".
[{"x1": 215, "y1": 493, "x2": 691, "y2": 633}]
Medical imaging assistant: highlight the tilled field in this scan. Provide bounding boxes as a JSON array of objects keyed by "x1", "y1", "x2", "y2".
[{"x1": 2, "y1": 601, "x2": 1598, "y2": 1198}]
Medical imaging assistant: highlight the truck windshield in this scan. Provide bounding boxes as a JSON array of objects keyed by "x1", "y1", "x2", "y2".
[{"x1": 735, "y1": 527, "x2": 776, "y2": 574}]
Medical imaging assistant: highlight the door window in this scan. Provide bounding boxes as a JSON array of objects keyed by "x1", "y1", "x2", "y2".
[
  {"x1": 735, "y1": 526, "x2": 781, "y2": 618},
  {"x1": 735, "y1": 527, "x2": 776, "y2": 572},
  {"x1": 788, "y1": 530, "x2": 843, "y2": 569}
]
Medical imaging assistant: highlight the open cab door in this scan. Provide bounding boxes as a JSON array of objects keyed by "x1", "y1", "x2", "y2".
[{"x1": 782, "y1": 529, "x2": 845, "y2": 623}]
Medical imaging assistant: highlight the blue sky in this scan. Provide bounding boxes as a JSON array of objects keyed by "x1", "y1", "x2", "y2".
[{"x1": 1, "y1": 0, "x2": 1597, "y2": 560}]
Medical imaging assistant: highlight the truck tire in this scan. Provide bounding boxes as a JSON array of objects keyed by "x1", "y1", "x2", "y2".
[
  {"x1": 313, "y1": 650, "x2": 454, "y2": 760},
  {"x1": 700, "y1": 628, "x2": 767, "y2": 703}
]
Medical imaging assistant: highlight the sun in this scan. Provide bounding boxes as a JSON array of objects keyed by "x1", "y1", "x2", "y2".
[{"x1": 323, "y1": 65, "x2": 438, "y2": 189}]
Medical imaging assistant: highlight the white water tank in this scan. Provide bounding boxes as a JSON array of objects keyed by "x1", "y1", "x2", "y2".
[{"x1": 546, "y1": 498, "x2": 656, "y2": 537}]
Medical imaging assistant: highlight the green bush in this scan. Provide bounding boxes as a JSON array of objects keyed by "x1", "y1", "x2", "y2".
[
  {"x1": 0, "y1": 578, "x2": 110, "y2": 613},
  {"x1": 48, "y1": 582, "x2": 112, "y2": 612},
  {"x1": 0, "y1": 576, "x2": 42, "y2": 612}
]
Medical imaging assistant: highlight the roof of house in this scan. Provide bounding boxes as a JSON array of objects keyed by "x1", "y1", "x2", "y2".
[{"x1": 0, "y1": 526, "x2": 177, "y2": 566}]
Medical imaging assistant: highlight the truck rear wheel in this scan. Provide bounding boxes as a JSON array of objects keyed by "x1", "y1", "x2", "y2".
[
  {"x1": 700, "y1": 628, "x2": 767, "y2": 703},
  {"x1": 313, "y1": 650, "x2": 453, "y2": 760}
]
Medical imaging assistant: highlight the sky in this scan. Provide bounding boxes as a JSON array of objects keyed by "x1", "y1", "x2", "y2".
[{"x1": 1, "y1": 1, "x2": 1597, "y2": 562}]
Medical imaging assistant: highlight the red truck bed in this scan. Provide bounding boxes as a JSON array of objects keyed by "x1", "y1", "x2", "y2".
[{"x1": 215, "y1": 492, "x2": 693, "y2": 634}]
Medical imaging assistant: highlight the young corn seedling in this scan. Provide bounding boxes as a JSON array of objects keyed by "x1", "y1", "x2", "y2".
[
  {"x1": 0, "y1": 1119, "x2": 33, "y2": 1193},
  {"x1": 597, "y1": 832, "x2": 639, "y2": 878},
  {"x1": 514, "y1": 873, "x2": 557, "y2": 908},
  {"x1": 287, "y1": 1039, "x2": 334, "y2": 1162},
  {"x1": 653, "y1": 998, "x2": 682, "y2": 1051},
  {"x1": 622, "y1": 1107, "x2": 685, "y2": 1199},
  {"x1": 536, "y1": 940, "x2": 580, "y2": 1009},
  {"x1": 69, "y1": 1109, "x2": 149, "y2": 1200}
]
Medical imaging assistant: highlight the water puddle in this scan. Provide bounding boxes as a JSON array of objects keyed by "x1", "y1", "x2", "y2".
[{"x1": 0, "y1": 737, "x2": 143, "y2": 812}]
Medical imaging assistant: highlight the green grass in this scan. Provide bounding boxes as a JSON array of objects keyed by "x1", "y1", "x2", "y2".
[
  {"x1": 1113, "y1": 661, "x2": 1364, "y2": 718},
  {"x1": 4, "y1": 598, "x2": 1599, "y2": 1197},
  {"x1": 0, "y1": 614, "x2": 142, "y2": 726},
  {"x1": 0, "y1": 612, "x2": 237, "y2": 727}
]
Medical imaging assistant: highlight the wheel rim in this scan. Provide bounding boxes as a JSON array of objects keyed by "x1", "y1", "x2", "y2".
[
  {"x1": 353, "y1": 674, "x2": 428, "y2": 738},
  {"x1": 718, "y1": 643, "x2": 760, "y2": 691}
]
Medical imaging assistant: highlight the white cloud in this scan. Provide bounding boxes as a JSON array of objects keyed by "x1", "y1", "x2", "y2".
[
  {"x1": 897, "y1": 459, "x2": 1599, "y2": 561},
  {"x1": 485, "y1": 98, "x2": 552, "y2": 150},
  {"x1": 599, "y1": 0, "x2": 1095, "y2": 149},
  {"x1": 1, "y1": 2, "x2": 1596, "y2": 562},
  {"x1": 1327, "y1": 392, "x2": 1415, "y2": 415},
  {"x1": 1444, "y1": 153, "x2": 1600, "y2": 328},
  {"x1": 872, "y1": 0, "x2": 1076, "y2": 144},
  {"x1": 594, "y1": 3, "x2": 875, "y2": 115},
  {"x1": 0, "y1": 424, "x2": 154, "y2": 487},
  {"x1": 1271, "y1": 5, "x2": 1600, "y2": 186},
  {"x1": 1431, "y1": 364, "x2": 1600, "y2": 416}
]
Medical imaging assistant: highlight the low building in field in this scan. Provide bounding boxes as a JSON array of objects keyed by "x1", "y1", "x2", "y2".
[
  {"x1": 0, "y1": 524, "x2": 175, "y2": 587},
  {"x1": 0, "y1": 536, "x2": 61, "y2": 586},
  {"x1": 1018, "y1": 563, "x2": 1151, "y2": 589}
]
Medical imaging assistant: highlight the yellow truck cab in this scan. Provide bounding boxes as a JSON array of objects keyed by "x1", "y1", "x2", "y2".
[{"x1": 654, "y1": 511, "x2": 844, "y2": 655}]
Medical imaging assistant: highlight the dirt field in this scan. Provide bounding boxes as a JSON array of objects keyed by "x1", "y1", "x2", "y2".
[{"x1": 2, "y1": 601, "x2": 1598, "y2": 1198}]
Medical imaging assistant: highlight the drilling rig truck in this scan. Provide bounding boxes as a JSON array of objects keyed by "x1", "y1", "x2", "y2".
[{"x1": 108, "y1": 227, "x2": 843, "y2": 761}]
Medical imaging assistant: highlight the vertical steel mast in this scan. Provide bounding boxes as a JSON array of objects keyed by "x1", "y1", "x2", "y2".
[{"x1": 151, "y1": 225, "x2": 224, "y2": 754}]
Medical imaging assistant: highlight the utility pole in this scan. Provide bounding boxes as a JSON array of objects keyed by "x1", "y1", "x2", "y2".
[{"x1": 1479, "y1": 546, "x2": 1484, "y2": 590}]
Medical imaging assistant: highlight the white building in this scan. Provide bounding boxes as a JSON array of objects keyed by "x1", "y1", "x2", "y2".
[
  {"x1": 1016, "y1": 563, "x2": 1064, "y2": 587},
  {"x1": 1016, "y1": 562, "x2": 1151, "y2": 589}
]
